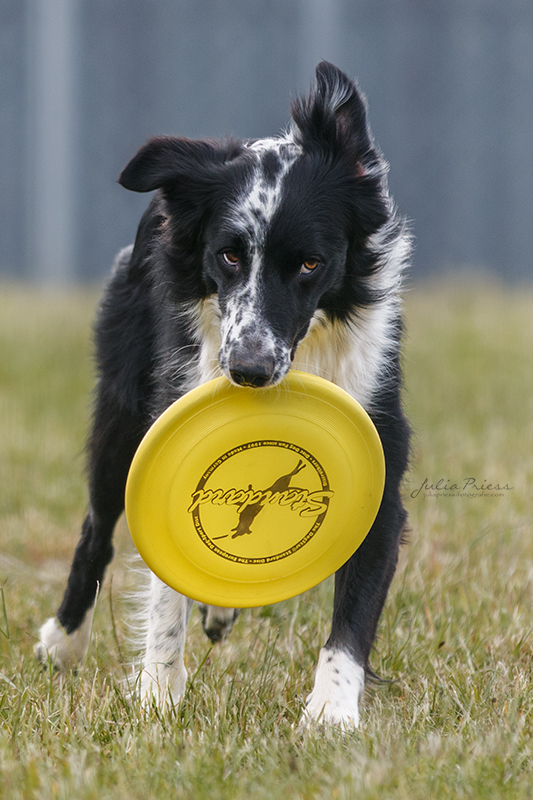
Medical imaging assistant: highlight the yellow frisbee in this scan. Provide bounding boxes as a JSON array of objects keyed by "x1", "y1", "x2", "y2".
[{"x1": 125, "y1": 371, "x2": 385, "y2": 608}]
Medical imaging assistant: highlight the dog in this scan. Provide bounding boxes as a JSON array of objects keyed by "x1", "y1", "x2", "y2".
[{"x1": 36, "y1": 62, "x2": 410, "y2": 728}]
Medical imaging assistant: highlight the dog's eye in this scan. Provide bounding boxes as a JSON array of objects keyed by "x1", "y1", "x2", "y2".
[
  {"x1": 222, "y1": 251, "x2": 240, "y2": 267},
  {"x1": 300, "y1": 259, "x2": 319, "y2": 275}
]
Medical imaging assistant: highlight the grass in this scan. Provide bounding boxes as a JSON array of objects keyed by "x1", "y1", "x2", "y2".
[{"x1": 0, "y1": 278, "x2": 532, "y2": 799}]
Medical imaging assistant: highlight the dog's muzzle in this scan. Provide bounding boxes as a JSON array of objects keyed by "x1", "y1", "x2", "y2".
[
  {"x1": 220, "y1": 337, "x2": 291, "y2": 389},
  {"x1": 219, "y1": 307, "x2": 292, "y2": 388},
  {"x1": 228, "y1": 355, "x2": 276, "y2": 388}
]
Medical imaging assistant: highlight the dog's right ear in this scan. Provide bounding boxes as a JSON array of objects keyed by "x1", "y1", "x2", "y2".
[{"x1": 119, "y1": 136, "x2": 227, "y2": 193}]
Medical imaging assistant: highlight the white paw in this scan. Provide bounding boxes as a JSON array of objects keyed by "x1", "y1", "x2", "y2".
[
  {"x1": 139, "y1": 661, "x2": 188, "y2": 710},
  {"x1": 34, "y1": 612, "x2": 94, "y2": 670},
  {"x1": 301, "y1": 648, "x2": 365, "y2": 730}
]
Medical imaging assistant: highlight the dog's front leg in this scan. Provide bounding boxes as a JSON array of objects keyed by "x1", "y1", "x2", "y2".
[
  {"x1": 139, "y1": 574, "x2": 193, "y2": 709},
  {"x1": 35, "y1": 393, "x2": 144, "y2": 670},
  {"x1": 302, "y1": 480, "x2": 407, "y2": 729}
]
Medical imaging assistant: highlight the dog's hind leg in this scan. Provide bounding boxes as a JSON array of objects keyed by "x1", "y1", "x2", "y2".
[
  {"x1": 35, "y1": 394, "x2": 145, "y2": 669},
  {"x1": 139, "y1": 574, "x2": 194, "y2": 708},
  {"x1": 198, "y1": 605, "x2": 240, "y2": 643}
]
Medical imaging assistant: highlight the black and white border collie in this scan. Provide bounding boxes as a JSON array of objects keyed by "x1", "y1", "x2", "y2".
[{"x1": 36, "y1": 62, "x2": 410, "y2": 729}]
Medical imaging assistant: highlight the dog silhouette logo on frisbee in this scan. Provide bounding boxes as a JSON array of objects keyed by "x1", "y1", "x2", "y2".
[
  {"x1": 188, "y1": 442, "x2": 335, "y2": 564},
  {"x1": 125, "y1": 372, "x2": 385, "y2": 607}
]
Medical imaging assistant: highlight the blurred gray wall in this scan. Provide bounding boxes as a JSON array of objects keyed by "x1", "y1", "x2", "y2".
[{"x1": 1, "y1": 0, "x2": 532, "y2": 282}]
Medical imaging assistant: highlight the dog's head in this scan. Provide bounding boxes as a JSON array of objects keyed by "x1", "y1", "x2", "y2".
[{"x1": 119, "y1": 62, "x2": 390, "y2": 388}]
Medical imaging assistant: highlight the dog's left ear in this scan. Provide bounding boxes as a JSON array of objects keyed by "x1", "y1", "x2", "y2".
[{"x1": 291, "y1": 62, "x2": 373, "y2": 175}]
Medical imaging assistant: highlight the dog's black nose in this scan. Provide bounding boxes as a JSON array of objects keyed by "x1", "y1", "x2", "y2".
[{"x1": 230, "y1": 363, "x2": 273, "y2": 388}]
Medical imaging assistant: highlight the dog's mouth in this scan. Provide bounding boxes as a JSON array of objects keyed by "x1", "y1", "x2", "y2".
[
  {"x1": 220, "y1": 348, "x2": 292, "y2": 389},
  {"x1": 229, "y1": 366, "x2": 272, "y2": 388},
  {"x1": 218, "y1": 318, "x2": 294, "y2": 389},
  {"x1": 225, "y1": 360, "x2": 288, "y2": 389}
]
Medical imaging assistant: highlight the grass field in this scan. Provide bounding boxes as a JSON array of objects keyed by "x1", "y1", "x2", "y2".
[{"x1": 0, "y1": 279, "x2": 532, "y2": 799}]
